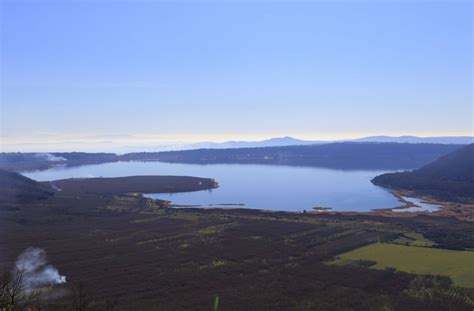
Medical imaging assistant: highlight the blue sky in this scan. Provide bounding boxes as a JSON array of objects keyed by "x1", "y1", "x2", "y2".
[{"x1": 1, "y1": 0, "x2": 472, "y2": 150}]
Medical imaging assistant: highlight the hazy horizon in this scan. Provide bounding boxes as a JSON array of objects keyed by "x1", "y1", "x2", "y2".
[{"x1": 1, "y1": 133, "x2": 472, "y2": 153}]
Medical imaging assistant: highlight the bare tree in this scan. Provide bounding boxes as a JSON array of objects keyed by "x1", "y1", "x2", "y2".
[
  {"x1": 101, "y1": 298, "x2": 117, "y2": 311},
  {"x1": 71, "y1": 283, "x2": 92, "y2": 311},
  {"x1": 0, "y1": 269, "x2": 41, "y2": 311},
  {"x1": 1, "y1": 272, "x2": 117, "y2": 311}
]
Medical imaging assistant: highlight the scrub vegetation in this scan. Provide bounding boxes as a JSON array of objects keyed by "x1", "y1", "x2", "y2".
[{"x1": 1, "y1": 185, "x2": 474, "y2": 310}]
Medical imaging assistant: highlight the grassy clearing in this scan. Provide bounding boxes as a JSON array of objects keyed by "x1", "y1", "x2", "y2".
[
  {"x1": 198, "y1": 222, "x2": 237, "y2": 235},
  {"x1": 391, "y1": 232, "x2": 435, "y2": 247},
  {"x1": 331, "y1": 243, "x2": 474, "y2": 288},
  {"x1": 211, "y1": 260, "x2": 227, "y2": 268}
]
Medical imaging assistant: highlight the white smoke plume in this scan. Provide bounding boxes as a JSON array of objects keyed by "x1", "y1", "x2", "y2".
[
  {"x1": 15, "y1": 247, "x2": 66, "y2": 290},
  {"x1": 34, "y1": 153, "x2": 67, "y2": 162}
]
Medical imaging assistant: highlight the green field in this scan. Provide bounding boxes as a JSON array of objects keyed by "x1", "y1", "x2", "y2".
[{"x1": 332, "y1": 243, "x2": 474, "y2": 288}]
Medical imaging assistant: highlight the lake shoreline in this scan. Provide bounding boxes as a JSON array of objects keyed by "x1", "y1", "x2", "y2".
[
  {"x1": 20, "y1": 161, "x2": 471, "y2": 220},
  {"x1": 364, "y1": 190, "x2": 473, "y2": 221},
  {"x1": 43, "y1": 175, "x2": 219, "y2": 196},
  {"x1": 25, "y1": 161, "x2": 404, "y2": 212}
]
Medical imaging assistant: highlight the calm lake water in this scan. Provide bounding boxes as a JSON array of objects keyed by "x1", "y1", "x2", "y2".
[
  {"x1": 393, "y1": 196, "x2": 441, "y2": 213},
  {"x1": 23, "y1": 161, "x2": 404, "y2": 212}
]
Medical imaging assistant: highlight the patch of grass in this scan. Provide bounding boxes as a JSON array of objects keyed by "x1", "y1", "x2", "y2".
[
  {"x1": 198, "y1": 226, "x2": 222, "y2": 235},
  {"x1": 331, "y1": 243, "x2": 474, "y2": 288},
  {"x1": 198, "y1": 222, "x2": 236, "y2": 235},
  {"x1": 211, "y1": 260, "x2": 227, "y2": 268},
  {"x1": 179, "y1": 241, "x2": 190, "y2": 248},
  {"x1": 392, "y1": 232, "x2": 435, "y2": 247}
]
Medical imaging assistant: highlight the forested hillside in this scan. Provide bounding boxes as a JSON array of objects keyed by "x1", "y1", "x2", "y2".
[{"x1": 372, "y1": 144, "x2": 474, "y2": 202}]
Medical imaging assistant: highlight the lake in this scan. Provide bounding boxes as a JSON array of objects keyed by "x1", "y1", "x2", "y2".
[
  {"x1": 393, "y1": 196, "x2": 441, "y2": 213},
  {"x1": 23, "y1": 161, "x2": 403, "y2": 212}
]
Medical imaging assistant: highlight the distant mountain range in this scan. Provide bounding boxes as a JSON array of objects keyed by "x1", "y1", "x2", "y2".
[
  {"x1": 2, "y1": 136, "x2": 471, "y2": 153},
  {"x1": 372, "y1": 144, "x2": 474, "y2": 202},
  {"x1": 352, "y1": 136, "x2": 473, "y2": 145},
  {"x1": 148, "y1": 135, "x2": 472, "y2": 152},
  {"x1": 175, "y1": 136, "x2": 324, "y2": 150}
]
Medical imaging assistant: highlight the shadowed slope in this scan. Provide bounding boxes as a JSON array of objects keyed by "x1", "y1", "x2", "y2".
[
  {"x1": 372, "y1": 144, "x2": 474, "y2": 202},
  {"x1": 0, "y1": 169, "x2": 53, "y2": 205}
]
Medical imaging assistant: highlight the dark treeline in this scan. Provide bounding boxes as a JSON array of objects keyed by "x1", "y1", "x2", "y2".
[
  {"x1": 0, "y1": 153, "x2": 120, "y2": 172},
  {"x1": 373, "y1": 144, "x2": 474, "y2": 202},
  {"x1": 0, "y1": 143, "x2": 464, "y2": 172},
  {"x1": 125, "y1": 143, "x2": 463, "y2": 170}
]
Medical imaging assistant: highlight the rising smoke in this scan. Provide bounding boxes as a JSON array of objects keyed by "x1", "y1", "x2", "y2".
[
  {"x1": 34, "y1": 153, "x2": 67, "y2": 162},
  {"x1": 15, "y1": 247, "x2": 66, "y2": 290}
]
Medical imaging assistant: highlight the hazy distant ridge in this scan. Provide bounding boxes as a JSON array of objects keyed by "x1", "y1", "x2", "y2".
[
  {"x1": 353, "y1": 136, "x2": 473, "y2": 145},
  {"x1": 132, "y1": 142, "x2": 462, "y2": 170},
  {"x1": 2, "y1": 136, "x2": 471, "y2": 153},
  {"x1": 155, "y1": 135, "x2": 473, "y2": 151},
  {"x1": 0, "y1": 140, "x2": 469, "y2": 171}
]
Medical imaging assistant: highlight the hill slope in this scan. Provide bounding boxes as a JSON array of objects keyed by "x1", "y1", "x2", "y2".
[
  {"x1": 0, "y1": 152, "x2": 119, "y2": 171},
  {"x1": 0, "y1": 169, "x2": 53, "y2": 205},
  {"x1": 372, "y1": 144, "x2": 474, "y2": 202}
]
